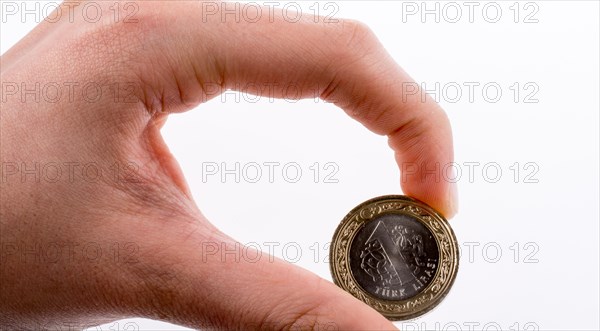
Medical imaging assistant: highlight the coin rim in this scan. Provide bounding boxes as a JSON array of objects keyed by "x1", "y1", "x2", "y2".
[{"x1": 329, "y1": 195, "x2": 459, "y2": 321}]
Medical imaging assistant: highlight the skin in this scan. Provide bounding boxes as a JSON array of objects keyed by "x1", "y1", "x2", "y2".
[{"x1": 0, "y1": 1, "x2": 457, "y2": 330}]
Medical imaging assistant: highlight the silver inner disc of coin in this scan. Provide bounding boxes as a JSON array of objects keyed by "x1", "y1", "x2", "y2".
[{"x1": 350, "y1": 213, "x2": 440, "y2": 301}]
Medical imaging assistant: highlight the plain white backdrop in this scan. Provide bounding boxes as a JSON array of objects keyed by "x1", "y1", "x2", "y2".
[{"x1": 1, "y1": 1, "x2": 599, "y2": 330}]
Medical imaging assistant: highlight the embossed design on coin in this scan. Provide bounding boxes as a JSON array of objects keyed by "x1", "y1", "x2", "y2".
[
  {"x1": 330, "y1": 195, "x2": 459, "y2": 320},
  {"x1": 351, "y1": 213, "x2": 439, "y2": 301}
]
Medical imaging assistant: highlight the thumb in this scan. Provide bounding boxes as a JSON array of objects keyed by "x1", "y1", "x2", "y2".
[{"x1": 133, "y1": 225, "x2": 398, "y2": 330}]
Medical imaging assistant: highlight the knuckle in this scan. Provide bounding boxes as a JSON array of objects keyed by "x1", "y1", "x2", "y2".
[
  {"x1": 62, "y1": 1, "x2": 170, "y2": 67},
  {"x1": 337, "y1": 19, "x2": 378, "y2": 55},
  {"x1": 76, "y1": 22, "x2": 144, "y2": 59},
  {"x1": 322, "y1": 19, "x2": 379, "y2": 68}
]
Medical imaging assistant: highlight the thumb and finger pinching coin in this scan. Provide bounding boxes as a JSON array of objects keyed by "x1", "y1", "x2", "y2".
[{"x1": 330, "y1": 195, "x2": 459, "y2": 320}]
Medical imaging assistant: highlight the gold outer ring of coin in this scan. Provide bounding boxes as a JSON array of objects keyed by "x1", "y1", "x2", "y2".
[{"x1": 329, "y1": 195, "x2": 459, "y2": 321}]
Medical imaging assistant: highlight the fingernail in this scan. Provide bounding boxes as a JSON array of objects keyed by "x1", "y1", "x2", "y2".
[
  {"x1": 447, "y1": 166, "x2": 459, "y2": 217},
  {"x1": 449, "y1": 181, "x2": 459, "y2": 216}
]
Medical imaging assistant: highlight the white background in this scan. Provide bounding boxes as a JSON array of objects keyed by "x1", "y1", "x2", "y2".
[{"x1": 1, "y1": 1, "x2": 599, "y2": 330}]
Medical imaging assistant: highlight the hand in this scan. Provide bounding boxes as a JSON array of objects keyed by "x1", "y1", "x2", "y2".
[{"x1": 0, "y1": 1, "x2": 457, "y2": 329}]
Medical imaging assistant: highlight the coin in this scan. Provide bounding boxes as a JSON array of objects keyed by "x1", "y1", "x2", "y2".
[{"x1": 330, "y1": 195, "x2": 459, "y2": 320}]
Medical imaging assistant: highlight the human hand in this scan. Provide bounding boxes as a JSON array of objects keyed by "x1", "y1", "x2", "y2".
[{"x1": 0, "y1": 1, "x2": 456, "y2": 329}]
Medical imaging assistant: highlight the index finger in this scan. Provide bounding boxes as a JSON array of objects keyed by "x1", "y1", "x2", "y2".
[{"x1": 134, "y1": 1, "x2": 458, "y2": 217}]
